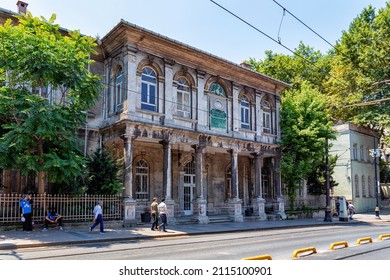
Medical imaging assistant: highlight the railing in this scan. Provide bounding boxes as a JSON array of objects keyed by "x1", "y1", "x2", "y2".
[{"x1": 0, "y1": 194, "x2": 123, "y2": 225}]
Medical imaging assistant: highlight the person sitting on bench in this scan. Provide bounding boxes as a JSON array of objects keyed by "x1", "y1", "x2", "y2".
[{"x1": 42, "y1": 206, "x2": 63, "y2": 231}]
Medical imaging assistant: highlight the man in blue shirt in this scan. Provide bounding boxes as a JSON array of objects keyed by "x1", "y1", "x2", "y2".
[
  {"x1": 19, "y1": 194, "x2": 33, "y2": 231},
  {"x1": 42, "y1": 206, "x2": 63, "y2": 231}
]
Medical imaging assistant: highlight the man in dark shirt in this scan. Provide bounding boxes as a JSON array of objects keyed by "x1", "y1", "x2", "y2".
[{"x1": 42, "y1": 206, "x2": 63, "y2": 231}]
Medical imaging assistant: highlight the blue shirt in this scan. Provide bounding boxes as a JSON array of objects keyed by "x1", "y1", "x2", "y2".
[
  {"x1": 19, "y1": 199, "x2": 32, "y2": 214},
  {"x1": 47, "y1": 212, "x2": 59, "y2": 221}
]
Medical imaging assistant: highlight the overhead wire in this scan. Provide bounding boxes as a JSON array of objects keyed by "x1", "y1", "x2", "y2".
[{"x1": 210, "y1": 0, "x2": 389, "y2": 108}]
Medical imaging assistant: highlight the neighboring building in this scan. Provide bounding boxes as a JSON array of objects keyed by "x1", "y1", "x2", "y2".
[
  {"x1": 0, "y1": 2, "x2": 290, "y2": 224},
  {"x1": 330, "y1": 122, "x2": 379, "y2": 212}
]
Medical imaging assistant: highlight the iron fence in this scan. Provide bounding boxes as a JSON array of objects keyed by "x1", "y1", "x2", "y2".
[{"x1": 0, "y1": 193, "x2": 123, "y2": 225}]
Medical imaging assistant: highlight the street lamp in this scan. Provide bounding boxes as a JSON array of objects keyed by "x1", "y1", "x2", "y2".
[
  {"x1": 324, "y1": 138, "x2": 332, "y2": 222},
  {"x1": 370, "y1": 136, "x2": 381, "y2": 219}
]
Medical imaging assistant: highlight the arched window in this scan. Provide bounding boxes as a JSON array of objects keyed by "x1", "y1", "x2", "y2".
[
  {"x1": 141, "y1": 67, "x2": 157, "y2": 111},
  {"x1": 209, "y1": 82, "x2": 225, "y2": 96},
  {"x1": 115, "y1": 67, "x2": 123, "y2": 111},
  {"x1": 240, "y1": 95, "x2": 250, "y2": 129},
  {"x1": 135, "y1": 159, "x2": 149, "y2": 200},
  {"x1": 354, "y1": 174, "x2": 359, "y2": 197},
  {"x1": 262, "y1": 100, "x2": 273, "y2": 134},
  {"x1": 176, "y1": 77, "x2": 191, "y2": 118},
  {"x1": 361, "y1": 175, "x2": 366, "y2": 197}
]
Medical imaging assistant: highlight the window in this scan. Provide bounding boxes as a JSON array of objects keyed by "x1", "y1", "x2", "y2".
[
  {"x1": 354, "y1": 174, "x2": 359, "y2": 197},
  {"x1": 360, "y1": 145, "x2": 364, "y2": 161},
  {"x1": 135, "y1": 159, "x2": 149, "y2": 200},
  {"x1": 262, "y1": 100, "x2": 272, "y2": 134},
  {"x1": 367, "y1": 147, "x2": 371, "y2": 163},
  {"x1": 368, "y1": 176, "x2": 373, "y2": 197},
  {"x1": 209, "y1": 82, "x2": 225, "y2": 96},
  {"x1": 141, "y1": 67, "x2": 157, "y2": 111},
  {"x1": 176, "y1": 78, "x2": 191, "y2": 118},
  {"x1": 352, "y1": 144, "x2": 358, "y2": 160},
  {"x1": 362, "y1": 175, "x2": 366, "y2": 197},
  {"x1": 240, "y1": 96, "x2": 250, "y2": 129},
  {"x1": 115, "y1": 68, "x2": 123, "y2": 111}
]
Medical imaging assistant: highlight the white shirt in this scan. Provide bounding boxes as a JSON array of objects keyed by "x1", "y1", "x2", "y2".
[
  {"x1": 93, "y1": 204, "x2": 103, "y2": 219},
  {"x1": 158, "y1": 202, "x2": 168, "y2": 215}
]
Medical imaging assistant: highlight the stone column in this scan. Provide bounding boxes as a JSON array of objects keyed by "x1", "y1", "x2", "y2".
[
  {"x1": 274, "y1": 155, "x2": 286, "y2": 219},
  {"x1": 164, "y1": 59, "x2": 174, "y2": 124},
  {"x1": 196, "y1": 70, "x2": 207, "y2": 131},
  {"x1": 192, "y1": 141, "x2": 209, "y2": 224},
  {"x1": 229, "y1": 149, "x2": 243, "y2": 222},
  {"x1": 124, "y1": 45, "x2": 138, "y2": 118},
  {"x1": 252, "y1": 152, "x2": 266, "y2": 220},
  {"x1": 160, "y1": 138, "x2": 176, "y2": 224},
  {"x1": 232, "y1": 83, "x2": 240, "y2": 132},
  {"x1": 121, "y1": 134, "x2": 137, "y2": 226}
]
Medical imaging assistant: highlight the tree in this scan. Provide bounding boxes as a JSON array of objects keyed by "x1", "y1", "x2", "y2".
[
  {"x1": 246, "y1": 42, "x2": 331, "y2": 92},
  {"x1": 0, "y1": 12, "x2": 102, "y2": 193},
  {"x1": 325, "y1": 4, "x2": 390, "y2": 145},
  {"x1": 86, "y1": 149, "x2": 123, "y2": 195},
  {"x1": 278, "y1": 82, "x2": 335, "y2": 209}
]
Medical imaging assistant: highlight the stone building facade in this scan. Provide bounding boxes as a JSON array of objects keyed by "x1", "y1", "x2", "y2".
[
  {"x1": 95, "y1": 20, "x2": 289, "y2": 224},
  {"x1": 0, "y1": 3, "x2": 290, "y2": 223}
]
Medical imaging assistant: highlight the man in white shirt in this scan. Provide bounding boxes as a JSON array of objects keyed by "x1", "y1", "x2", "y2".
[
  {"x1": 90, "y1": 200, "x2": 105, "y2": 233},
  {"x1": 158, "y1": 198, "x2": 170, "y2": 232}
]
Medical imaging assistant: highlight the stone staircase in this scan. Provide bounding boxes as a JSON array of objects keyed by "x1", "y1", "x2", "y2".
[{"x1": 174, "y1": 215, "x2": 232, "y2": 225}]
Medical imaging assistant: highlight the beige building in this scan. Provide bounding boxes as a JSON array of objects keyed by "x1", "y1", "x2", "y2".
[
  {"x1": 0, "y1": 2, "x2": 290, "y2": 224},
  {"x1": 97, "y1": 20, "x2": 289, "y2": 224}
]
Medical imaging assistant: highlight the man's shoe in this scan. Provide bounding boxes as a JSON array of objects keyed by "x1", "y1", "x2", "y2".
[
  {"x1": 163, "y1": 230, "x2": 167, "y2": 232},
  {"x1": 100, "y1": 231, "x2": 106, "y2": 234},
  {"x1": 42, "y1": 228, "x2": 48, "y2": 232},
  {"x1": 151, "y1": 228, "x2": 155, "y2": 231},
  {"x1": 59, "y1": 226, "x2": 63, "y2": 230}
]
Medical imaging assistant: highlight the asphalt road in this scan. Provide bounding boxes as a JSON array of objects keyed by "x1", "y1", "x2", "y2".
[{"x1": 2, "y1": 222, "x2": 390, "y2": 260}]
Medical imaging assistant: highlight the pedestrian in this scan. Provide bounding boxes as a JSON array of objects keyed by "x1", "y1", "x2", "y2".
[
  {"x1": 150, "y1": 197, "x2": 159, "y2": 231},
  {"x1": 348, "y1": 201, "x2": 356, "y2": 220},
  {"x1": 158, "y1": 198, "x2": 170, "y2": 232},
  {"x1": 42, "y1": 206, "x2": 63, "y2": 231},
  {"x1": 90, "y1": 200, "x2": 105, "y2": 234},
  {"x1": 19, "y1": 194, "x2": 33, "y2": 231}
]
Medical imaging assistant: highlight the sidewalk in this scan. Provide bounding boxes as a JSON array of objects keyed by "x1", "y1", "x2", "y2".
[{"x1": 1, "y1": 210, "x2": 389, "y2": 250}]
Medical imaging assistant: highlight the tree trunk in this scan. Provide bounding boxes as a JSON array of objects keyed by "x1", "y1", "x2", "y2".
[{"x1": 37, "y1": 171, "x2": 45, "y2": 194}]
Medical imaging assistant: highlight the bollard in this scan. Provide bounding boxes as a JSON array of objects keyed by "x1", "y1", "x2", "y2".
[
  {"x1": 378, "y1": 234, "x2": 390, "y2": 240},
  {"x1": 356, "y1": 237, "x2": 373, "y2": 245},
  {"x1": 329, "y1": 241, "x2": 348, "y2": 250},
  {"x1": 291, "y1": 247, "x2": 317, "y2": 258},
  {"x1": 242, "y1": 254, "x2": 272, "y2": 260}
]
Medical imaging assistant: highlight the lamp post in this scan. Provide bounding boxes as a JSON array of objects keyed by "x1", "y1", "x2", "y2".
[
  {"x1": 371, "y1": 136, "x2": 381, "y2": 218},
  {"x1": 324, "y1": 138, "x2": 332, "y2": 222}
]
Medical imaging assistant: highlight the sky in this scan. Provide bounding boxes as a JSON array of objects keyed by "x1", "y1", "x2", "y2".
[{"x1": 1, "y1": 0, "x2": 388, "y2": 64}]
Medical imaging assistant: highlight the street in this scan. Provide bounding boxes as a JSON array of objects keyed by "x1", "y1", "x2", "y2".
[{"x1": 1, "y1": 223, "x2": 390, "y2": 260}]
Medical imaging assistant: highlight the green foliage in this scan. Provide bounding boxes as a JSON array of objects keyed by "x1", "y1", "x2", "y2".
[
  {"x1": 86, "y1": 149, "x2": 123, "y2": 195},
  {"x1": 278, "y1": 82, "x2": 335, "y2": 209},
  {"x1": 246, "y1": 42, "x2": 331, "y2": 92},
  {"x1": 306, "y1": 155, "x2": 339, "y2": 195},
  {"x1": 380, "y1": 159, "x2": 390, "y2": 183},
  {"x1": 326, "y1": 4, "x2": 390, "y2": 145},
  {"x1": 0, "y1": 12, "x2": 102, "y2": 192}
]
